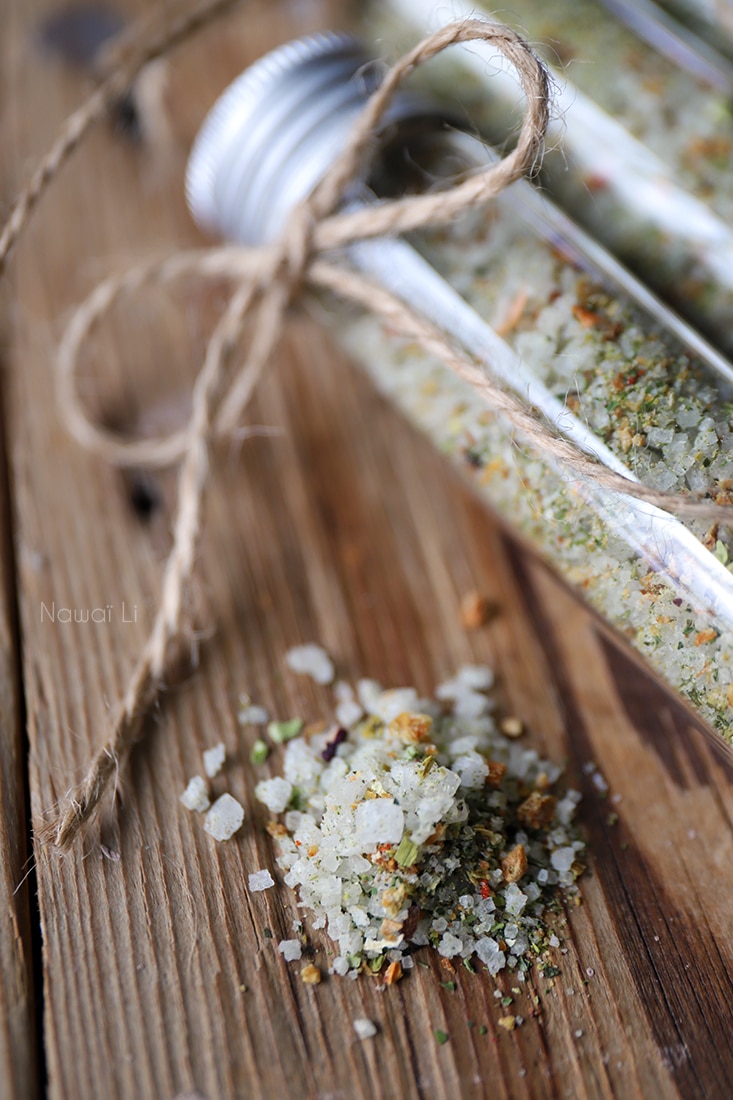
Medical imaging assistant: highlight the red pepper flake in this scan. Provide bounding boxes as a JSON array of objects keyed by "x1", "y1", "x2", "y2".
[{"x1": 480, "y1": 880, "x2": 491, "y2": 899}]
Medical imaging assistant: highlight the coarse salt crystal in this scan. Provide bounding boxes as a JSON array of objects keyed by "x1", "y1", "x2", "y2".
[
  {"x1": 239, "y1": 704, "x2": 269, "y2": 725},
  {"x1": 203, "y1": 794, "x2": 244, "y2": 841},
  {"x1": 249, "y1": 869, "x2": 275, "y2": 892},
  {"x1": 356, "y1": 678, "x2": 382, "y2": 711},
  {"x1": 203, "y1": 742, "x2": 226, "y2": 778},
  {"x1": 453, "y1": 691, "x2": 490, "y2": 720},
  {"x1": 504, "y1": 883, "x2": 528, "y2": 916},
  {"x1": 452, "y1": 753, "x2": 489, "y2": 788},
  {"x1": 180, "y1": 775, "x2": 210, "y2": 813},
  {"x1": 335, "y1": 699, "x2": 364, "y2": 729},
  {"x1": 353, "y1": 1018, "x2": 378, "y2": 1040},
  {"x1": 255, "y1": 776, "x2": 293, "y2": 814},
  {"x1": 285, "y1": 644, "x2": 335, "y2": 685},
  {"x1": 354, "y1": 799, "x2": 404, "y2": 846},
  {"x1": 551, "y1": 847, "x2": 576, "y2": 873},
  {"x1": 475, "y1": 937, "x2": 506, "y2": 976},
  {"x1": 457, "y1": 664, "x2": 494, "y2": 691},
  {"x1": 438, "y1": 932, "x2": 463, "y2": 957},
  {"x1": 278, "y1": 939, "x2": 302, "y2": 961},
  {"x1": 374, "y1": 688, "x2": 419, "y2": 723},
  {"x1": 334, "y1": 681, "x2": 354, "y2": 703}
]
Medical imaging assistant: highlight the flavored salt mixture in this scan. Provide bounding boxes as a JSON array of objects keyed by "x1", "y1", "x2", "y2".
[
  {"x1": 376, "y1": 0, "x2": 733, "y2": 355},
  {"x1": 334, "y1": 190, "x2": 733, "y2": 739},
  {"x1": 254, "y1": 668, "x2": 585, "y2": 982}
]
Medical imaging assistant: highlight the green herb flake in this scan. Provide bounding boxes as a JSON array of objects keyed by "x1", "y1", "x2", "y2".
[
  {"x1": 263, "y1": 928, "x2": 273, "y2": 939},
  {"x1": 395, "y1": 835, "x2": 419, "y2": 868},
  {"x1": 542, "y1": 965, "x2": 561, "y2": 979},
  {"x1": 267, "y1": 718, "x2": 304, "y2": 744},
  {"x1": 434, "y1": 1029, "x2": 450, "y2": 1045},
  {"x1": 417, "y1": 756, "x2": 436, "y2": 778},
  {"x1": 478, "y1": 1025, "x2": 488, "y2": 1036},
  {"x1": 441, "y1": 981, "x2": 456, "y2": 992},
  {"x1": 501, "y1": 995, "x2": 513, "y2": 1007},
  {"x1": 715, "y1": 540, "x2": 729, "y2": 565},
  {"x1": 250, "y1": 738, "x2": 269, "y2": 765},
  {"x1": 463, "y1": 958, "x2": 476, "y2": 973}
]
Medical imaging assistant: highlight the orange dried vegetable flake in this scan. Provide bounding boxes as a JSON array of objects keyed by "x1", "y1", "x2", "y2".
[
  {"x1": 460, "y1": 589, "x2": 495, "y2": 630},
  {"x1": 381, "y1": 884, "x2": 407, "y2": 916},
  {"x1": 572, "y1": 304, "x2": 603, "y2": 328},
  {"x1": 380, "y1": 918, "x2": 403, "y2": 943},
  {"x1": 384, "y1": 960, "x2": 403, "y2": 986},
  {"x1": 695, "y1": 629, "x2": 717, "y2": 646},
  {"x1": 501, "y1": 843, "x2": 528, "y2": 884},
  {"x1": 517, "y1": 792, "x2": 557, "y2": 830},
  {"x1": 300, "y1": 964, "x2": 321, "y2": 985},
  {"x1": 496, "y1": 286, "x2": 529, "y2": 337},
  {"x1": 486, "y1": 760, "x2": 507, "y2": 788},
  {"x1": 389, "y1": 712, "x2": 433, "y2": 743},
  {"x1": 498, "y1": 1015, "x2": 517, "y2": 1032}
]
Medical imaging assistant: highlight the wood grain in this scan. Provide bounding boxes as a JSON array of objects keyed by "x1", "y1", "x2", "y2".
[
  {"x1": 0, "y1": 7, "x2": 40, "y2": 1096},
  {"x1": 4, "y1": 1, "x2": 733, "y2": 1098}
]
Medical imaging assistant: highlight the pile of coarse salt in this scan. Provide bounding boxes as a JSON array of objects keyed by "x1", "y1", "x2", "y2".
[{"x1": 255, "y1": 662, "x2": 585, "y2": 979}]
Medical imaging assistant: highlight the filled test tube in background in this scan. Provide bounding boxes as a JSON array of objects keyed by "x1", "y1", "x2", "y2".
[
  {"x1": 371, "y1": 0, "x2": 733, "y2": 359},
  {"x1": 328, "y1": 147, "x2": 733, "y2": 744}
]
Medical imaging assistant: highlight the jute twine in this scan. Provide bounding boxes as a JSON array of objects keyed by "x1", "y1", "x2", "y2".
[{"x1": 2, "y1": 2, "x2": 731, "y2": 850}]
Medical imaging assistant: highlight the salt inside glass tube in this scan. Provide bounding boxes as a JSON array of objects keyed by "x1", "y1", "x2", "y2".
[{"x1": 375, "y1": 0, "x2": 733, "y2": 359}]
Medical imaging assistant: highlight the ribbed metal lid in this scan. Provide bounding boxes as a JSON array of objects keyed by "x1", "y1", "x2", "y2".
[{"x1": 185, "y1": 32, "x2": 437, "y2": 245}]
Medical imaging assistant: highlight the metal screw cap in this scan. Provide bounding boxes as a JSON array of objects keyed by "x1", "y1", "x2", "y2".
[{"x1": 185, "y1": 31, "x2": 438, "y2": 246}]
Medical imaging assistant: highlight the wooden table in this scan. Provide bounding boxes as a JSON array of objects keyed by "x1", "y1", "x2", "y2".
[{"x1": 3, "y1": 1, "x2": 733, "y2": 1097}]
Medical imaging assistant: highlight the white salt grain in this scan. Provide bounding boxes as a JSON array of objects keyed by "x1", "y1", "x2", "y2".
[
  {"x1": 203, "y1": 742, "x2": 226, "y2": 778},
  {"x1": 239, "y1": 704, "x2": 269, "y2": 725},
  {"x1": 551, "y1": 847, "x2": 576, "y2": 873},
  {"x1": 457, "y1": 664, "x2": 494, "y2": 691},
  {"x1": 335, "y1": 699, "x2": 364, "y2": 728},
  {"x1": 249, "y1": 869, "x2": 275, "y2": 892},
  {"x1": 356, "y1": 678, "x2": 382, "y2": 711},
  {"x1": 334, "y1": 681, "x2": 354, "y2": 703},
  {"x1": 278, "y1": 939, "x2": 302, "y2": 961},
  {"x1": 438, "y1": 932, "x2": 463, "y2": 957},
  {"x1": 285, "y1": 644, "x2": 335, "y2": 685},
  {"x1": 180, "y1": 775, "x2": 210, "y2": 813},
  {"x1": 203, "y1": 794, "x2": 244, "y2": 841},
  {"x1": 255, "y1": 777, "x2": 293, "y2": 814},
  {"x1": 353, "y1": 1018, "x2": 378, "y2": 1040},
  {"x1": 354, "y1": 799, "x2": 404, "y2": 846}
]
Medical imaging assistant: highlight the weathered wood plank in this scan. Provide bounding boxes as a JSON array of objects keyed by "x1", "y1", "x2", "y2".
[
  {"x1": 5, "y1": 1, "x2": 733, "y2": 1098},
  {"x1": 0, "y1": 6, "x2": 40, "y2": 1096}
]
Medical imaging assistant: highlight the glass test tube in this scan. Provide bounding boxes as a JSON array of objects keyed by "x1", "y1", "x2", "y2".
[
  {"x1": 330, "y1": 148, "x2": 733, "y2": 744},
  {"x1": 372, "y1": 0, "x2": 733, "y2": 358}
]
